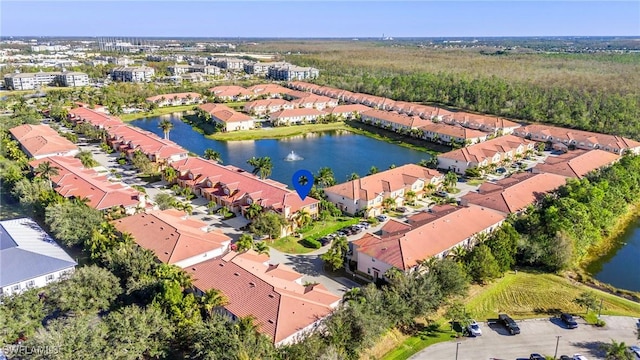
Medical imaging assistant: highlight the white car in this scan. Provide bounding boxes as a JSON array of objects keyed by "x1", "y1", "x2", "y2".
[
  {"x1": 629, "y1": 345, "x2": 640, "y2": 359},
  {"x1": 467, "y1": 320, "x2": 482, "y2": 336},
  {"x1": 573, "y1": 354, "x2": 588, "y2": 360}
]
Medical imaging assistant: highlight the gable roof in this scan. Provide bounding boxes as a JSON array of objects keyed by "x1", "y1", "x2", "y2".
[
  {"x1": 270, "y1": 108, "x2": 326, "y2": 120},
  {"x1": 146, "y1": 92, "x2": 202, "y2": 102},
  {"x1": 68, "y1": 106, "x2": 123, "y2": 130},
  {"x1": 9, "y1": 124, "x2": 78, "y2": 158},
  {"x1": 514, "y1": 124, "x2": 640, "y2": 151},
  {"x1": 113, "y1": 209, "x2": 231, "y2": 265},
  {"x1": 419, "y1": 122, "x2": 488, "y2": 139},
  {"x1": 460, "y1": 172, "x2": 568, "y2": 213},
  {"x1": 1, "y1": 218, "x2": 76, "y2": 287},
  {"x1": 438, "y1": 135, "x2": 535, "y2": 163},
  {"x1": 109, "y1": 125, "x2": 188, "y2": 159},
  {"x1": 198, "y1": 103, "x2": 253, "y2": 123},
  {"x1": 533, "y1": 149, "x2": 620, "y2": 179},
  {"x1": 328, "y1": 104, "x2": 372, "y2": 115},
  {"x1": 208, "y1": 85, "x2": 252, "y2": 98},
  {"x1": 361, "y1": 109, "x2": 431, "y2": 129}
]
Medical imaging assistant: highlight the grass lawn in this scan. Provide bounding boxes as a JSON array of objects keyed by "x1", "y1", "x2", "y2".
[
  {"x1": 120, "y1": 105, "x2": 196, "y2": 121},
  {"x1": 465, "y1": 271, "x2": 640, "y2": 321},
  {"x1": 270, "y1": 217, "x2": 360, "y2": 254},
  {"x1": 466, "y1": 179, "x2": 486, "y2": 186},
  {"x1": 208, "y1": 122, "x2": 351, "y2": 141},
  {"x1": 369, "y1": 320, "x2": 458, "y2": 360}
]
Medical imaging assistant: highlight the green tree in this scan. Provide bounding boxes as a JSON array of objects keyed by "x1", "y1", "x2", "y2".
[
  {"x1": 49, "y1": 265, "x2": 122, "y2": 315},
  {"x1": 253, "y1": 241, "x2": 270, "y2": 256},
  {"x1": 247, "y1": 156, "x2": 273, "y2": 180},
  {"x1": 444, "y1": 171, "x2": 458, "y2": 190},
  {"x1": 250, "y1": 211, "x2": 286, "y2": 239},
  {"x1": 45, "y1": 201, "x2": 104, "y2": 247},
  {"x1": 163, "y1": 166, "x2": 178, "y2": 183},
  {"x1": 367, "y1": 166, "x2": 379, "y2": 175},
  {"x1": 601, "y1": 339, "x2": 634, "y2": 360},
  {"x1": 465, "y1": 166, "x2": 482, "y2": 178},
  {"x1": 131, "y1": 150, "x2": 154, "y2": 174},
  {"x1": 315, "y1": 166, "x2": 336, "y2": 188},
  {"x1": 484, "y1": 222, "x2": 520, "y2": 273},
  {"x1": 203, "y1": 148, "x2": 223, "y2": 163},
  {"x1": 35, "y1": 160, "x2": 60, "y2": 189},
  {"x1": 444, "y1": 301, "x2": 469, "y2": 331},
  {"x1": 466, "y1": 244, "x2": 501, "y2": 284},
  {"x1": 201, "y1": 289, "x2": 229, "y2": 319},
  {"x1": 574, "y1": 291, "x2": 598, "y2": 314},
  {"x1": 382, "y1": 197, "x2": 396, "y2": 211},
  {"x1": 347, "y1": 172, "x2": 360, "y2": 181},
  {"x1": 154, "y1": 193, "x2": 178, "y2": 210},
  {"x1": 0, "y1": 288, "x2": 47, "y2": 345},
  {"x1": 245, "y1": 202, "x2": 263, "y2": 220},
  {"x1": 292, "y1": 209, "x2": 312, "y2": 228},
  {"x1": 75, "y1": 150, "x2": 99, "y2": 168},
  {"x1": 159, "y1": 119, "x2": 174, "y2": 140},
  {"x1": 236, "y1": 233, "x2": 254, "y2": 253},
  {"x1": 321, "y1": 235, "x2": 349, "y2": 271}
]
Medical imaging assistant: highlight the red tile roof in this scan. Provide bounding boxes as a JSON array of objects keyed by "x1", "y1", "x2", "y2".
[
  {"x1": 187, "y1": 250, "x2": 340, "y2": 344},
  {"x1": 9, "y1": 124, "x2": 78, "y2": 158},
  {"x1": 208, "y1": 85, "x2": 252, "y2": 98},
  {"x1": 246, "y1": 84, "x2": 289, "y2": 95},
  {"x1": 361, "y1": 109, "x2": 432, "y2": 129},
  {"x1": 533, "y1": 149, "x2": 620, "y2": 179},
  {"x1": 450, "y1": 112, "x2": 520, "y2": 130},
  {"x1": 514, "y1": 124, "x2": 640, "y2": 152},
  {"x1": 198, "y1": 103, "x2": 253, "y2": 123},
  {"x1": 146, "y1": 92, "x2": 202, "y2": 103},
  {"x1": 68, "y1": 107, "x2": 124, "y2": 130},
  {"x1": 419, "y1": 122, "x2": 487, "y2": 140},
  {"x1": 29, "y1": 156, "x2": 141, "y2": 210},
  {"x1": 438, "y1": 135, "x2": 535, "y2": 163},
  {"x1": 328, "y1": 104, "x2": 372, "y2": 115},
  {"x1": 269, "y1": 108, "x2": 326, "y2": 120},
  {"x1": 460, "y1": 172, "x2": 568, "y2": 213},
  {"x1": 353, "y1": 205, "x2": 506, "y2": 270},
  {"x1": 112, "y1": 209, "x2": 231, "y2": 265},
  {"x1": 109, "y1": 126, "x2": 187, "y2": 160}
]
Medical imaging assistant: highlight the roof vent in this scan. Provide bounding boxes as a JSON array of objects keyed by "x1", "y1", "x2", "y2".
[
  {"x1": 219, "y1": 263, "x2": 224, "y2": 267},
  {"x1": 268, "y1": 319, "x2": 274, "y2": 324},
  {"x1": 249, "y1": 282, "x2": 256, "y2": 287},
  {"x1": 234, "y1": 272, "x2": 240, "y2": 276},
  {"x1": 268, "y1": 294, "x2": 275, "y2": 298},
  {"x1": 160, "y1": 227, "x2": 164, "y2": 230},
  {"x1": 192, "y1": 267, "x2": 196, "y2": 271}
]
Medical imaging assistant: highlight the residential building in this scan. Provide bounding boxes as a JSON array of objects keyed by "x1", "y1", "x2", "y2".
[
  {"x1": 360, "y1": 109, "x2": 431, "y2": 133},
  {"x1": 198, "y1": 103, "x2": 255, "y2": 131},
  {"x1": 111, "y1": 66, "x2": 155, "y2": 82},
  {"x1": 328, "y1": 104, "x2": 372, "y2": 119},
  {"x1": 419, "y1": 122, "x2": 488, "y2": 145},
  {"x1": 1, "y1": 218, "x2": 77, "y2": 296},
  {"x1": 268, "y1": 65, "x2": 319, "y2": 81},
  {"x1": 437, "y1": 135, "x2": 536, "y2": 175},
  {"x1": 68, "y1": 106, "x2": 124, "y2": 130},
  {"x1": 531, "y1": 149, "x2": 620, "y2": 179},
  {"x1": 29, "y1": 156, "x2": 144, "y2": 213},
  {"x1": 169, "y1": 157, "x2": 319, "y2": 229},
  {"x1": 180, "y1": 72, "x2": 206, "y2": 83},
  {"x1": 324, "y1": 164, "x2": 444, "y2": 217},
  {"x1": 460, "y1": 172, "x2": 568, "y2": 214},
  {"x1": 290, "y1": 94, "x2": 338, "y2": 110},
  {"x1": 112, "y1": 209, "x2": 232, "y2": 268},
  {"x1": 246, "y1": 83, "x2": 289, "y2": 98},
  {"x1": 445, "y1": 112, "x2": 521, "y2": 134},
  {"x1": 4, "y1": 71, "x2": 89, "y2": 90},
  {"x1": 168, "y1": 64, "x2": 220, "y2": 76},
  {"x1": 145, "y1": 92, "x2": 204, "y2": 107},
  {"x1": 512, "y1": 124, "x2": 640, "y2": 155},
  {"x1": 209, "y1": 57, "x2": 247, "y2": 71},
  {"x1": 269, "y1": 108, "x2": 326, "y2": 125},
  {"x1": 186, "y1": 250, "x2": 340, "y2": 345},
  {"x1": 209, "y1": 85, "x2": 253, "y2": 101},
  {"x1": 108, "y1": 125, "x2": 188, "y2": 164},
  {"x1": 244, "y1": 61, "x2": 288, "y2": 75},
  {"x1": 9, "y1": 124, "x2": 79, "y2": 159},
  {"x1": 351, "y1": 205, "x2": 506, "y2": 279},
  {"x1": 244, "y1": 99, "x2": 294, "y2": 116},
  {"x1": 282, "y1": 89, "x2": 313, "y2": 100}
]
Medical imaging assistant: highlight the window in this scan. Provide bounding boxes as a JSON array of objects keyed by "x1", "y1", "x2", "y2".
[
  {"x1": 12, "y1": 284, "x2": 20, "y2": 291},
  {"x1": 367, "y1": 268, "x2": 371, "y2": 274},
  {"x1": 26, "y1": 280, "x2": 35, "y2": 288},
  {"x1": 46, "y1": 274, "x2": 54, "y2": 282}
]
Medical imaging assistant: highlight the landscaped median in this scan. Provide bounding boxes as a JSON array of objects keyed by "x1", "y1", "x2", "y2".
[
  {"x1": 270, "y1": 217, "x2": 360, "y2": 254},
  {"x1": 373, "y1": 271, "x2": 640, "y2": 360}
]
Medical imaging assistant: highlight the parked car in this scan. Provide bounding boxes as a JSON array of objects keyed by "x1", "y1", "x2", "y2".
[
  {"x1": 498, "y1": 314, "x2": 520, "y2": 335},
  {"x1": 629, "y1": 345, "x2": 640, "y2": 359},
  {"x1": 530, "y1": 354, "x2": 545, "y2": 360},
  {"x1": 560, "y1": 313, "x2": 578, "y2": 329},
  {"x1": 467, "y1": 320, "x2": 482, "y2": 337},
  {"x1": 496, "y1": 167, "x2": 507, "y2": 174},
  {"x1": 434, "y1": 190, "x2": 448, "y2": 197},
  {"x1": 559, "y1": 356, "x2": 572, "y2": 360},
  {"x1": 376, "y1": 215, "x2": 388, "y2": 222},
  {"x1": 573, "y1": 354, "x2": 588, "y2": 360},
  {"x1": 396, "y1": 206, "x2": 407, "y2": 213},
  {"x1": 319, "y1": 237, "x2": 331, "y2": 246},
  {"x1": 359, "y1": 222, "x2": 371, "y2": 229}
]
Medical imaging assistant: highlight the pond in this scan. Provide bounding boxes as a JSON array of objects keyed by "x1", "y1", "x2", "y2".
[
  {"x1": 130, "y1": 113, "x2": 432, "y2": 186},
  {"x1": 586, "y1": 217, "x2": 640, "y2": 292}
]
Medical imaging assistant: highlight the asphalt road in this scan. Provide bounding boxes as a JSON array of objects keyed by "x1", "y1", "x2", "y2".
[{"x1": 410, "y1": 316, "x2": 639, "y2": 360}]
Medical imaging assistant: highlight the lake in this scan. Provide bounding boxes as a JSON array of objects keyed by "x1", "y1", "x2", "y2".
[
  {"x1": 587, "y1": 217, "x2": 640, "y2": 292},
  {"x1": 130, "y1": 113, "x2": 432, "y2": 186}
]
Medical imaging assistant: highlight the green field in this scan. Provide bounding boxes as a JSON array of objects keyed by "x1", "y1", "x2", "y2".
[
  {"x1": 270, "y1": 217, "x2": 359, "y2": 254},
  {"x1": 378, "y1": 321, "x2": 457, "y2": 360}
]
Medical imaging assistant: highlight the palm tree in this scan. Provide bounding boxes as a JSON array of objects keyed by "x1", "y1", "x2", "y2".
[
  {"x1": 75, "y1": 150, "x2": 99, "y2": 168},
  {"x1": 602, "y1": 340, "x2": 633, "y2": 360},
  {"x1": 203, "y1": 148, "x2": 223, "y2": 163},
  {"x1": 444, "y1": 171, "x2": 458, "y2": 190},
  {"x1": 383, "y1": 197, "x2": 396, "y2": 211},
  {"x1": 159, "y1": 119, "x2": 173, "y2": 140},
  {"x1": 253, "y1": 241, "x2": 269, "y2": 256},
  {"x1": 315, "y1": 167, "x2": 336, "y2": 188},
  {"x1": 163, "y1": 166, "x2": 178, "y2": 183},
  {"x1": 245, "y1": 203, "x2": 263, "y2": 220},
  {"x1": 367, "y1": 166, "x2": 379, "y2": 176},
  {"x1": 201, "y1": 288, "x2": 228, "y2": 319},
  {"x1": 236, "y1": 234, "x2": 254, "y2": 253},
  {"x1": 207, "y1": 201, "x2": 217, "y2": 214},
  {"x1": 448, "y1": 245, "x2": 468, "y2": 263},
  {"x1": 246, "y1": 156, "x2": 273, "y2": 179},
  {"x1": 347, "y1": 172, "x2": 360, "y2": 181},
  {"x1": 35, "y1": 161, "x2": 60, "y2": 189},
  {"x1": 405, "y1": 190, "x2": 416, "y2": 205},
  {"x1": 292, "y1": 210, "x2": 312, "y2": 228}
]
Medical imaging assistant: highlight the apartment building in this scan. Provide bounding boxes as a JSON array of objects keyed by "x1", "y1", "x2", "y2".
[
  {"x1": 168, "y1": 64, "x2": 220, "y2": 76},
  {"x1": 268, "y1": 65, "x2": 319, "y2": 81},
  {"x1": 111, "y1": 66, "x2": 155, "y2": 82},
  {"x1": 244, "y1": 61, "x2": 288, "y2": 74},
  {"x1": 4, "y1": 71, "x2": 89, "y2": 90}
]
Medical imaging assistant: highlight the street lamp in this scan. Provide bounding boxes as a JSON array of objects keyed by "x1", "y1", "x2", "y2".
[
  {"x1": 455, "y1": 342, "x2": 461, "y2": 360},
  {"x1": 554, "y1": 335, "x2": 561, "y2": 359}
]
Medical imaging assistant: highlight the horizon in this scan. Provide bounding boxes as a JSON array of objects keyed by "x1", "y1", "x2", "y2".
[{"x1": 2, "y1": 1, "x2": 639, "y2": 38}]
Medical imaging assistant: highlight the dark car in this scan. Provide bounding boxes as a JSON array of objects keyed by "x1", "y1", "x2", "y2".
[
  {"x1": 559, "y1": 356, "x2": 572, "y2": 360},
  {"x1": 560, "y1": 313, "x2": 578, "y2": 329},
  {"x1": 396, "y1": 206, "x2": 407, "y2": 213},
  {"x1": 498, "y1": 314, "x2": 520, "y2": 335},
  {"x1": 434, "y1": 190, "x2": 448, "y2": 197},
  {"x1": 319, "y1": 237, "x2": 331, "y2": 246},
  {"x1": 530, "y1": 354, "x2": 545, "y2": 360}
]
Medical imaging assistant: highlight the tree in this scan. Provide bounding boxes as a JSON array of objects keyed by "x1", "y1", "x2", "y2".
[
  {"x1": 292, "y1": 209, "x2": 312, "y2": 228},
  {"x1": 465, "y1": 166, "x2": 482, "y2": 178},
  {"x1": 247, "y1": 156, "x2": 273, "y2": 180},
  {"x1": 430, "y1": 258, "x2": 470, "y2": 298},
  {"x1": 382, "y1": 197, "x2": 396, "y2": 211},
  {"x1": 347, "y1": 172, "x2": 360, "y2": 181},
  {"x1": 45, "y1": 201, "x2": 104, "y2": 246},
  {"x1": 367, "y1": 166, "x2": 379, "y2": 175},
  {"x1": 163, "y1": 166, "x2": 178, "y2": 183},
  {"x1": 35, "y1": 161, "x2": 60, "y2": 188},
  {"x1": 315, "y1": 167, "x2": 336, "y2": 188},
  {"x1": 154, "y1": 193, "x2": 178, "y2": 210},
  {"x1": 466, "y1": 244, "x2": 501, "y2": 284},
  {"x1": 245, "y1": 202, "x2": 263, "y2": 220},
  {"x1": 447, "y1": 245, "x2": 468, "y2": 263},
  {"x1": 204, "y1": 148, "x2": 223, "y2": 163},
  {"x1": 601, "y1": 339, "x2": 634, "y2": 360},
  {"x1": 250, "y1": 212, "x2": 286, "y2": 239},
  {"x1": 131, "y1": 150, "x2": 154, "y2": 174},
  {"x1": 159, "y1": 119, "x2": 173, "y2": 140},
  {"x1": 236, "y1": 233, "x2": 254, "y2": 253},
  {"x1": 0, "y1": 288, "x2": 47, "y2": 346},
  {"x1": 75, "y1": 150, "x2": 99, "y2": 168},
  {"x1": 321, "y1": 235, "x2": 349, "y2": 271},
  {"x1": 405, "y1": 190, "x2": 416, "y2": 205},
  {"x1": 574, "y1": 291, "x2": 598, "y2": 314},
  {"x1": 253, "y1": 241, "x2": 270, "y2": 256},
  {"x1": 11, "y1": 177, "x2": 51, "y2": 207},
  {"x1": 49, "y1": 265, "x2": 122, "y2": 315},
  {"x1": 444, "y1": 171, "x2": 458, "y2": 190},
  {"x1": 201, "y1": 289, "x2": 228, "y2": 319},
  {"x1": 444, "y1": 301, "x2": 469, "y2": 331}
]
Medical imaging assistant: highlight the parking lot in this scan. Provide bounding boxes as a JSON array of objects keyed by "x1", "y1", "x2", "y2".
[{"x1": 410, "y1": 316, "x2": 640, "y2": 360}]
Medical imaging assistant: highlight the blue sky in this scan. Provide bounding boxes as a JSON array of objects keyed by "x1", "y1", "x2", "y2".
[{"x1": 2, "y1": 1, "x2": 639, "y2": 37}]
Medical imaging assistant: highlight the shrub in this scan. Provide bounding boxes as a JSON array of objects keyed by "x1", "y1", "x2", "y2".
[{"x1": 302, "y1": 238, "x2": 322, "y2": 249}]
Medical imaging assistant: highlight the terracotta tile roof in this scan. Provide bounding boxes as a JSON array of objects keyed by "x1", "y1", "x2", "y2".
[
  {"x1": 438, "y1": 135, "x2": 535, "y2": 163},
  {"x1": 419, "y1": 122, "x2": 488, "y2": 139},
  {"x1": 328, "y1": 104, "x2": 372, "y2": 115},
  {"x1": 324, "y1": 164, "x2": 443, "y2": 201},
  {"x1": 361, "y1": 109, "x2": 432, "y2": 129},
  {"x1": 290, "y1": 94, "x2": 336, "y2": 107},
  {"x1": 109, "y1": 126, "x2": 188, "y2": 160},
  {"x1": 270, "y1": 108, "x2": 326, "y2": 120},
  {"x1": 9, "y1": 124, "x2": 78, "y2": 158},
  {"x1": 208, "y1": 85, "x2": 252, "y2": 98},
  {"x1": 533, "y1": 149, "x2": 620, "y2": 179},
  {"x1": 514, "y1": 124, "x2": 640, "y2": 152},
  {"x1": 68, "y1": 107, "x2": 123, "y2": 130},
  {"x1": 187, "y1": 250, "x2": 340, "y2": 344},
  {"x1": 246, "y1": 84, "x2": 289, "y2": 95},
  {"x1": 460, "y1": 172, "x2": 568, "y2": 214},
  {"x1": 113, "y1": 209, "x2": 231, "y2": 265},
  {"x1": 198, "y1": 103, "x2": 253, "y2": 123},
  {"x1": 380, "y1": 219, "x2": 412, "y2": 236},
  {"x1": 170, "y1": 157, "x2": 318, "y2": 215},
  {"x1": 282, "y1": 89, "x2": 313, "y2": 99},
  {"x1": 353, "y1": 205, "x2": 506, "y2": 270},
  {"x1": 146, "y1": 92, "x2": 202, "y2": 102},
  {"x1": 29, "y1": 156, "x2": 141, "y2": 210},
  {"x1": 244, "y1": 99, "x2": 292, "y2": 111},
  {"x1": 450, "y1": 112, "x2": 521, "y2": 130}
]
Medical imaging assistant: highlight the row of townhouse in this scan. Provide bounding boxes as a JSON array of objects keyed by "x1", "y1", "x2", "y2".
[
  {"x1": 112, "y1": 209, "x2": 340, "y2": 346},
  {"x1": 198, "y1": 103, "x2": 255, "y2": 132},
  {"x1": 4, "y1": 71, "x2": 89, "y2": 90},
  {"x1": 323, "y1": 164, "x2": 444, "y2": 218},
  {"x1": 9, "y1": 124, "x2": 79, "y2": 159},
  {"x1": 29, "y1": 156, "x2": 145, "y2": 213},
  {"x1": 145, "y1": 92, "x2": 204, "y2": 107},
  {"x1": 168, "y1": 156, "x2": 320, "y2": 232}
]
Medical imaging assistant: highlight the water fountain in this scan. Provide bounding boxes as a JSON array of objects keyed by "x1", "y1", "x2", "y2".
[{"x1": 284, "y1": 150, "x2": 304, "y2": 161}]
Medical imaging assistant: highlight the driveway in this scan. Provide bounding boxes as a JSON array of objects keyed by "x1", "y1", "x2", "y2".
[{"x1": 410, "y1": 316, "x2": 640, "y2": 360}]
